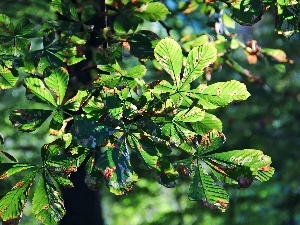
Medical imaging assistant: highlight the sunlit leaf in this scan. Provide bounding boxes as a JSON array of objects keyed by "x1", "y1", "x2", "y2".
[
  {"x1": 32, "y1": 171, "x2": 65, "y2": 225},
  {"x1": 0, "y1": 163, "x2": 37, "y2": 180},
  {"x1": 24, "y1": 77, "x2": 57, "y2": 106},
  {"x1": 44, "y1": 67, "x2": 69, "y2": 105},
  {"x1": 188, "y1": 163, "x2": 229, "y2": 212},
  {"x1": 0, "y1": 169, "x2": 39, "y2": 221},
  {"x1": 154, "y1": 37, "x2": 183, "y2": 88},
  {"x1": 133, "y1": 2, "x2": 170, "y2": 22},
  {"x1": 180, "y1": 43, "x2": 217, "y2": 90}
]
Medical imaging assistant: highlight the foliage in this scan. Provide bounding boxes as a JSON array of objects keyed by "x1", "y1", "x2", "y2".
[{"x1": 0, "y1": 0, "x2": 299, "y2": 224}]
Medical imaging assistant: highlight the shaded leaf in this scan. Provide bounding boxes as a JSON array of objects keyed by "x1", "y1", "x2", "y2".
[
  {"x1": 9, "y1": 109, "x2": 52, "y2": 132},
  {"x1": 70, "y1": 115, "x2": 116, "y2": 148},
  {"x1": 96, "y1": 139, "x2": 138, "y2": 195}
]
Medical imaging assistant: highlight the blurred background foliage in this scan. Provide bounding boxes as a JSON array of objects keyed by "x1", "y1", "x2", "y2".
[{"x1": 0, "y1": 0, "x2": 299, "y2": 225}]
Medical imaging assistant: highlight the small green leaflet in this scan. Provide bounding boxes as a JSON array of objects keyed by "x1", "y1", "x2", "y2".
[
  {"x1": 0, "y1": 163, "x2": 37, "y2": 179},
  {"x1": 0, "y1": 68, "x2": 19, "y2": 89},
  {"x1": 190, "y1": 80, "x2": 251, "y2": 108},
  {"x1": 44, "y1": 67, "x2": 69, "y2": 105},
  {"x1": 154, "y1": 37, "x2": 183, "y2": 88},
  {"x1": 32, "y1": 171, "x2": 65, "y2": 225},
  {"x1": 180, "y1": 43, "x2": 217, "y2": 90},
  {"x1": 0, "y1": 169, "x2": 39, "y2": 221},
  {"x1": 133, "y1": 2, "x2": 170, "y2": 22},
  {"x1": 188, "y1": 163, "x2": 229, "y2": 212}
]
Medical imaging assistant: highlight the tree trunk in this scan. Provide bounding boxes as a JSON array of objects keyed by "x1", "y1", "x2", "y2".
[{"x1": 60, "y1": 1, "x2": 108, "y2": 224}]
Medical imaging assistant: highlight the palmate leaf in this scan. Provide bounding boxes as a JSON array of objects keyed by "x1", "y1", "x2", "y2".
[
  {"x1": 9, "y1": 109, "x2": 53, "y2": 132},
  {"x1": 0, "y1": 68, "x2": 18, "y2": 89},
  {"x1": 44, "y1": 67, "x2": 69, "y2": 105},
  {"x1": 154, "y1": 37, "x2": 183, "y2": 88},
  {"x1": 96, "y1": 139, "x2": 138, "y2": 195},
  {"x1": 32, "y1": 171, "x2": 65, "y2": 225},
  {"x1": 0, "y1": 169, "x2": 39, "y2": 221},
  {"x1": 191, "y1": 80, "x2": 250, "y2": 108},
  {"x1": 180, "y1": 43, "x2": 217, "y2": 90},
  {"x1": 188, "y1": 163, "x2": 229, "y2": 212},
  {"x1": 24, "y1": 77, "x2": 57, "y2": 106}
]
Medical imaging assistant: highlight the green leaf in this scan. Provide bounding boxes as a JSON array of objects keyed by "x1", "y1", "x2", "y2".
[
  {"x1": 0, "y1": 163, "x2": 37, "y2": 179},
  {"x1": 209, "y1": 149, "x2": 272, "y2": 170},
  {"x1": 228, "y1": 0, "x2": 265, "y2": 26},
  {"x1": 153, "y1": 80, "x2": 176, "y2": 93},
  {"x1": 63, "y1": 90, "x2": 89, "y2": 111},
  {"x1": 154, "y1": 37, "x2": 183, "y2": 88},
  {"x1": 32, "y1": 171, "x2": 65, "y2": 225},
  {"x1": 191, "y1": 113, "x2": 223, "y2": 136},
  {"x1": 44, "y1": 67, "x2": 69, "y2": 105},
  {"x1": 114, "y1": 14, "x2": 142, "y2": 34},
  {"x1": 81, "y1": 5, "x2": 96, "y2": 23},
  {"x1": 49, "y1": 110, "x2": 64, "y2": 136},
  {"x1": 180, "y1": 43, "x2": 217, "y2": 90},
  {"x1": 197, "y1": 130, "x2": 226, "y2": 155},
  {"x1": 51, "y1": 0, "x2": 79, "y2": 21},
  {"x1": 174, "y1": 107, "x2": 205, "y2": 123},
  {"x1": 24, "y1": 77, "x2": 57, "y2": 106},
  {"x1": 82, "y1": 96, "x2": 105, "y2": 119},
  {"x1": 96, "y1": 139, "x2": 138, "y2": 195},
  {"x1": 133, "y1": 2, "x2": 170, "y2": 22},
  {"x1": 0, "y1": 169, "x2": 39, "y2": 221},
  {"x1": 126, "y1": 65, "x2": 146, "y2": 78},
  {"x1": 191, "y1": 80, "x2": 251, "y2": 108},
  {"x1": 188, "y1": 163, "x2": 229, "y2": 212},
  {"x1": 275, "y1": 1, "x2": 300, "y2": 37},
  {"x1": 85, "y1": 155, "x2": 102, "y2": 191},
  {"x1": 70, "y1": 115, "x2": 116, "y2": 148},
  {"x1": 0, "y1": 69, "x2": 19, "y2": 89},
  {"x1": 9, "y1": 109, "x2": 53, "y2": 132},
  {"x1": 128, "y1": 30, "x2": 159, "y2": 58}
]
